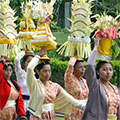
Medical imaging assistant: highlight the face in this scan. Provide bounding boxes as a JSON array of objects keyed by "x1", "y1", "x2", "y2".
[
  {"x1": 74, "y1": 62, "x2": 85, "y2": 78},
  {"x1": 24, "y1": 56, "x2": 33, "y2": 69},
  {"x1": 3, "y1": 65, "x2": 12, "y2": 80},
  {"x1": 37, "y1": 64, "x2": 51, "y2": 82},
  {"x1": 98, "y1": 63, "x2": 113, "y2": 82}
]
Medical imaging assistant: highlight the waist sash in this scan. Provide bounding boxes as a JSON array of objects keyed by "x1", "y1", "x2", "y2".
[
  {"x1": 107, "y1": 114, "x2": 117, "y2": 120},
  {"x1": 42, "y1": 103, "x2": 54, "y2": 112},
  {"x1": 4, "y1": 100, "x2": 16, "y2": 108}
]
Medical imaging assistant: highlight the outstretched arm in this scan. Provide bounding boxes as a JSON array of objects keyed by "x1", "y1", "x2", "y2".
[
  {"x1": 15, "y1": 51, "x2": 25, "y2": 78},
  {"x1": 87, "y1": 37, "x2": 100, "y2": 66},
  {"x1": 26, "y1": 55, "x2": 40, "y2": 89},
  {"x1": 64, "y1": 57, "x2": 76, "y2": 80},
  {"x1": 85, "y1": 37, "x2": 100, "y2": 89},
  {"x1": 26, "y1": 48, "x2": 47, "y2": 90},
  {"x1": 54, "y1": 88, "x2": 86, "y2": 117},
  {"x1": 64, "y1": 57, "x2": 77, "y2": 95}
]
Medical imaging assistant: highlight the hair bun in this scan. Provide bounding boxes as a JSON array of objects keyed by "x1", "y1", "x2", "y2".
[
  {"x1": 25, "y1": 50, "x2": 34, "y2": 55},
  {"x1": 40, "y1": 55, "x2": 50, "y2": 61}
]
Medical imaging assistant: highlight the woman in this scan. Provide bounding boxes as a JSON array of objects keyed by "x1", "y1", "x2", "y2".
[
  {"x1": 15, "y1": 51, "x2": 34, "y2": 119},
  {"x1": 64, "y1": 56, "x2": 88, "y2": 120},
  {"x1": 81, "y1": 37, "x2": 120, "y2": 120},
  {"x1": 0, "y1": 57, "x2": 27, "y2": 120},
  {"x1": 26, "y1": 48, "x2": 86, "y2": 120}
]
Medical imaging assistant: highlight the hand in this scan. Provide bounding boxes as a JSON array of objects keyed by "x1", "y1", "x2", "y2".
[
  {"x1": 94, "y1": 37, "x2": 100, "y2": 50},
  {"x1": 38, "y1": 47, "x2": 47, "y2": 57}
]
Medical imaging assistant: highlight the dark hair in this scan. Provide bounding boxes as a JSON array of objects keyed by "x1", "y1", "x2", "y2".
[
  {"x1": 3, "y1": 64, "x2": 13, "y2": 80},
  {"x1": 23, "y1": 55, "x2": 34, "y2": 63},
  {"x1": 96, "y1": 60, "x2": 113, "y2": 79},
  {"x1": 74, "y1": 60, "x2": 84, "y2": 69},
  {"x1": 35, "y1": 61, "x2": 50, "y2": 79},
  {"x1": 3, "y1": 64, "x2": 13, "y2": 70}
]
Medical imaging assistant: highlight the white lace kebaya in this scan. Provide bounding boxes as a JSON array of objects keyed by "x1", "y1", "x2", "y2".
[{"x1": 15, "y1": 51, "x2": 29, "y2": 111}]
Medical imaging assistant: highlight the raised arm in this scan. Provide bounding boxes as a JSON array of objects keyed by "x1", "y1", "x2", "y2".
[
  {"x1": 64, "y1": 57, "x2": 76, "y2": 80},
  {"x1": 54, "y1": 87, "x2": 86, "y2": 118},
  {"x1": 15, "y1": 51, "x2": 25, "y2": 76},
  {"x1": 85, "y1": 37, "x2": 100, "y2": 89},
  {"x1": 27, "y1": 48, "x2": 47, "y2": 89},
  {"x1": 26, "y1": 55, "x2": 40, "y2": 89},
  {"x1": 64, "y1": 57, "x2": 77, "y2": 94}
]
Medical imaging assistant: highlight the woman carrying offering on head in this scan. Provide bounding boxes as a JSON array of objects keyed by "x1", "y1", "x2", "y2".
[
  {"x1": 64, "y1": 54, "x2": 88, "y2": 120},
  {"x1": 81, "y1": 37, "x2": 120, "y2": 120},
  {"x1": 26, "y1": 48, "x2": 86, "y2": 120},
  {"x1": 0, "y1": 57, "x2": 27, "y2": 120},
  {"x1": 15, "y1": 50, "x2": 34, "y2": 119}
]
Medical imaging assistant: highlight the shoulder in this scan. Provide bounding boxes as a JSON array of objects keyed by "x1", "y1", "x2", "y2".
[
  {"x1": 112, "y1": 84, "x2": 119, "y2": 92},
  {"x1": 82, "y1": 78, "x2": 86, "y2": 81},
  {"x1": 82, "y1": 78, "x2": 88, "y2": 84},
  {"x1": 112, "y1": 84, "x2": 118, "y2": 90},
  {"x1": 109, "y1": 84, "x2": 120, "y2": 96},
  {"x1": 12, "y1": 80, "x2": 21, "y2": 91},
  {"x1": 13, "y1": 80, "x2": 20, "y2": 85},
  {"x1": 49, "y1": 81, "x2": 61, "y2": 88},
  {"x1": 0, "y1": 60, "x2": 4, "y2": 65},
  {"x1": 49, "y1": 81, "x2": 57, "y2": 85}
]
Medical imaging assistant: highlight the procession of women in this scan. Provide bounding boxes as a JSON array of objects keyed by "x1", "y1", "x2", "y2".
[{"x1": 0, "y1": 0, "x2": 120, "y2": 120}]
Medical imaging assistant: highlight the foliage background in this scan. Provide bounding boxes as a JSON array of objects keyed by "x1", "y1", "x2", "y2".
[
  {"x1": 9, "y1": 0, "x2": 120, "y2": 88},
  {"x1": 9, "y1": 0, "x2": 120, "y2": 32},
  {"x1": 49, "y1": 58, "x2": 120, "y2": 88},
  {"x1": 11, "y1": 57, "x2": 120, "y2": 88}
]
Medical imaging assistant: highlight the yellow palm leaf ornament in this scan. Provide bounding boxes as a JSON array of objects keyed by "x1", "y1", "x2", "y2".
[
  {"x1": 92, "y1": 14, "x2": 120, "y2": 60},
  {"x1": 57, "y1": 0, "x2": 93, "y2": 59},
  {"x1": 0, "y1": 0, "x2": 19, "y2": 58},
  {"x1": 18, "y1": 0, "x2": 36, "y2": 51}
]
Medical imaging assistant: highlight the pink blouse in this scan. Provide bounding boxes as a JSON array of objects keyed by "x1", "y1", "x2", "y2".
[
  {"x1": 102, "y1": 82, "x2": 120, "y2": 115},
  {"x1": 64, "y1": 57, "x2": 88, "y2": 120},
  {"x1": 0, "y1": 81, "x2": 19, "y2": 120},
  {"x1": 44, "y1": 81, "x2": 61, "y2": 104},
  {"x1": 30, "y1": 81, "x2": 62, "y2": 120}
]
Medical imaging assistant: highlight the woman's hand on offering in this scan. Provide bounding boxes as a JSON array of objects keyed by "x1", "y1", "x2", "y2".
[
  {"x1": 38, "y1": 47, "x2": 47, "y2": 57},
  {"x1": 94, "y1": 37, "x2": 100, "y2": 50}
]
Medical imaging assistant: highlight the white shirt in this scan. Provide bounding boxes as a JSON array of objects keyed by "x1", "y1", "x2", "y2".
[{"x1": 15, "y1": 51, "x2": 29, "y2": 96}]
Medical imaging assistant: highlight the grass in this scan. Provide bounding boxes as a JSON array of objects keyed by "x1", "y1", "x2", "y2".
[
  {"x1": 53, "y1": 32, "x2": 69, "y2": 43},
  {"x1": 56, "y1": 117, "x2": 64, "y2": 120}
]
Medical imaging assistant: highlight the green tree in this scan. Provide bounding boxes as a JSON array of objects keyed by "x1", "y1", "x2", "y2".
[
  {"x1": 9, "y1": 0, "x2": 120, "y2": 31},
  {"x1": 92, "y1": 0, "x2": 120, "y2": 17}
]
